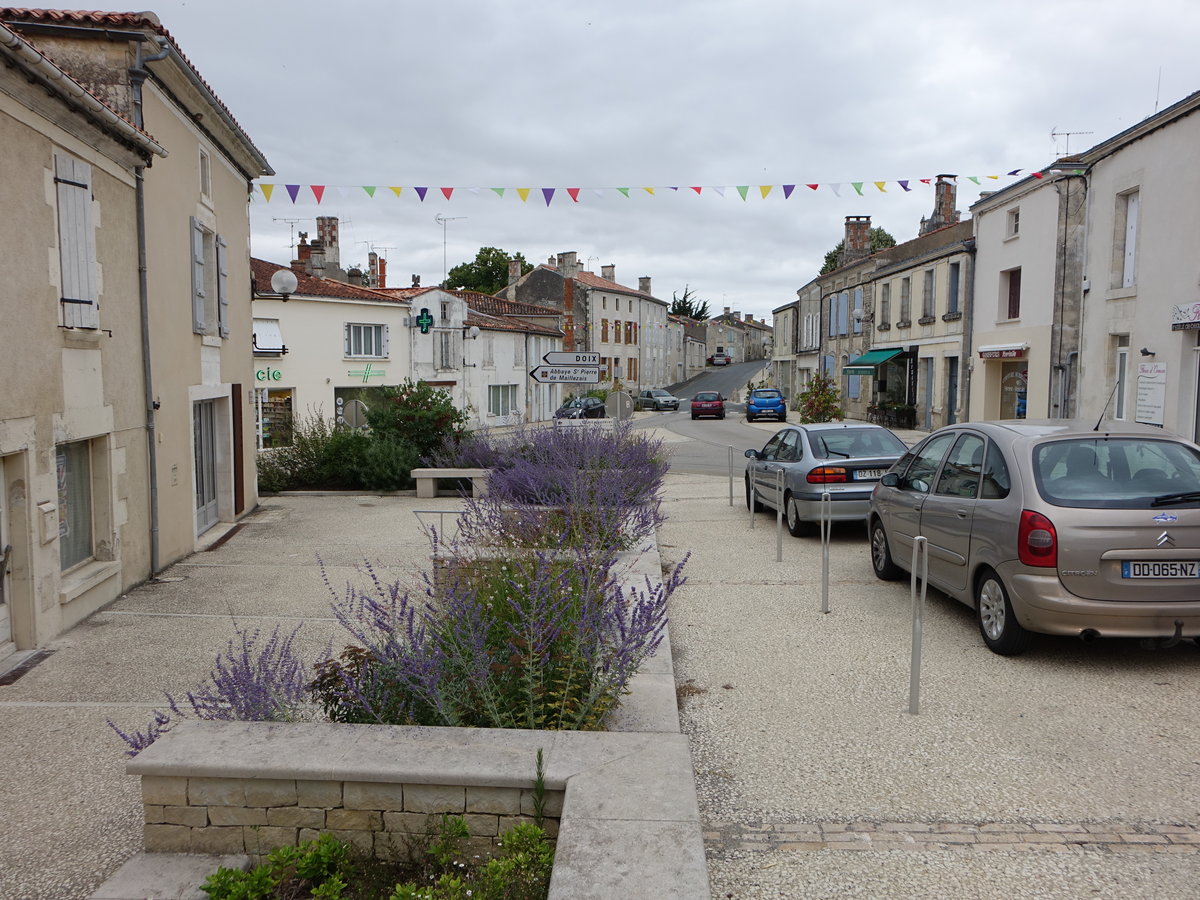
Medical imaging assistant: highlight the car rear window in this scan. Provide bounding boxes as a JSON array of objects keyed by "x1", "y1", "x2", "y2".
[
  {"x1": 810, "y1": 428, "x2": 908, "y2": 460},
  {"x1": 694, "y1": 392, "x2": 719, "y2": 401},
  {"x1": 1033, "y1": 438, "x2": 1200, "y2": 508},
  {"x1": 752, "y1": 390, "x2": 781, "y2": 398}
]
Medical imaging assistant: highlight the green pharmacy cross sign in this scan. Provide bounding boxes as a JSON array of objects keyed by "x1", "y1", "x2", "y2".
[
  {"x1": 348, "y1": 362, "x2": 385, "y2": 383},
  {"x1": 416, "y1": 307, "x2": 434, "y2": 334}
]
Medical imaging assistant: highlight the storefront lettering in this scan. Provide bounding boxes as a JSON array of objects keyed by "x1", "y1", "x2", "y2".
[{"x1": 255, "y1": 368, "x2": 282, "y2": 382}]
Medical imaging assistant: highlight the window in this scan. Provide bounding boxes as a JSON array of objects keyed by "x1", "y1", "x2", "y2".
[
  {"x1": 334, "y1": 387, "x2": 387, "y2": 430},
  {"x1": 199, "y1": 148, "x2": 212, "y2": 198},
  {"x1": 1003, "y1": 267, "x2": 1022, "y2": 320},
  {"x1": 344, "y1": 323, "x2": 388, "y2": 358},
  {"x1": 601, "y1": 319, "x2": 609, "y2": 342},
  {"x1": 440, "y1": 301, "x2": 451, "y2": 322},
  {"x1": 935, "y1": 434, "x2": 985, "y2": 499},
  {"x1": 899, "y1": 277, "x2": 911, "y2": 324},
  {"x1": 615, "y1": 321, "x2": 623, "y2": 344},
  {"x1": 252, "y1": 318, "x2": 285, "y2": 356},
  {"x1": 879, "y1": 283, "x2": 891, "y2": 326},
  {"x1": 900, "y1": 432, "x2": 956, "y2": 494},
  {"x1": 256, "y1": 388, "x2": 294, "y2": 449},
  {"x1": 627, "y1": 321, "x2": 637, "y2": 344},
  {"x1": 1116, "y1": 190, "x2": 1139, "y2": 289},
  {"x1": 1006, "y1": 207, "x2": 1020, "y2": 237},
  {"x1": 437, "y1": 331, "x2": 454, "y2": 370},
  {"x1": 483, "y1": 334, "x2": 494, "y2": 368},
  {"x1": 828, "y1": 297, "x2": 837, "y2": 336},
  {"x1": 1114, "y1": 335, "x2": 1130, "y2": 420},
  {"x1": 55, "y1": 152, "x2": 99, "y2": 329},
  {"x1": 852, "y1": 288, "x2": 863, "y2": 334},
  {"x1": 57, "y1": 440, "x2": 93, "y2": 570},
  {"x1": 947, "y1": 262, "x2": 961, "y2": 314},
  {"x1": 838, "y1": 292, "x2": 850, "y2": 335},
  {"x1": 190, "y1": 218, "x2": 229, "y2": 337},
  {"x1": 602, "y1": 297, "x2": 607, "y2": 310},
  {"x1": 922, "y1": 270, "x2": 935, "y2": 318},
  {"x1": 488, "y1": 384, "x2": 519, "y2": 416}
]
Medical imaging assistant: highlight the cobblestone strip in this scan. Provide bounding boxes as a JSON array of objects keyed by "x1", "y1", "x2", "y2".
[{"x1": 703, "y1": 820, "x2": 1200, "y2": 854}]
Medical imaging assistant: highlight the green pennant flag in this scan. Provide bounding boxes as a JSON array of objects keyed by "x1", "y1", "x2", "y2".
[
  {"x1": 362, "y1": 186, "x2": 377, "y2": 197},
  {"x1": 491, "y1": 188, "x2": 506, "y2": 197},
  {"x1": 852, "y1": 182, "x2": 864, "y2": 195},
  {"x1": 736, "y1": 186, "x2": 749, "y2": 200},
  {"x1": 968, "y1": 176, "x2": 981, "y2": 184},
  {"x1": 617, "y1": 187, "x2": 631, "y2": 197}
]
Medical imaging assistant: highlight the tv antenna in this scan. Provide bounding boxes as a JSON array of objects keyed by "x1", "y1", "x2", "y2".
[
  {"x1": 435, "y1": 214, "x2": 467, "y2": 287},
  {"x1": 272, "y1": 217, "x2": 305, "y2": 252},
  {"x1": 585, "y1": 255, "x2": 599, "y2": 271},
  {"x1": 1049, "y1": 127, "x2": 1094, "y2": 156}
]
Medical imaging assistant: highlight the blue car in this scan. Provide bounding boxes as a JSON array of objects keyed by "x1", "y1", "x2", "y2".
[{"x1": 746, "y1": 388, "x2": 787, "y2": 422}]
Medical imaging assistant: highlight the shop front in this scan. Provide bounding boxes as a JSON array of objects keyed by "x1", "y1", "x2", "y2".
[{"x1": 978, "y1": 343, "x2": 1029, "y2": 420}]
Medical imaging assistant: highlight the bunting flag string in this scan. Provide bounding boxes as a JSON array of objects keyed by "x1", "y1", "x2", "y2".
[{"x1": 253, "y1": 171, "x2": 1026, "y2": 204}]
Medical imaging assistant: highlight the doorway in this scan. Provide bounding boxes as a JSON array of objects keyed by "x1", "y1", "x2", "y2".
[
  {"x1": 0, "y1": 456, "x2": 12, "y2": 658},
  {"x1": 921, "y1": 357, "x2": 934, "y2": 430},
  {"x1": 946, "y1": 357, "x2": 959, "y2": 425},
  {"x1": 194, "y1": 399, "x2": 219, "y2": 534}
]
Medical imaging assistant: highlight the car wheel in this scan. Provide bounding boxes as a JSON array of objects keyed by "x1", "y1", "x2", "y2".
[
  {"x1": 718, "y1": 412, "x2": 725, "y2": 419},
  {"x1": 786, "y1": 492, "x2": 816, "y2": 537},
  {"x1": 745, "y1": 477, "x2": 765, "y2": 513},
  {"x1": 976, "y1": 567, "x2": 1032, "y2": 656},
  {"x1": 869, "y1": 518, "x2": 902, "y2": 580},
  {"x1": 691, "y1": 414, "x2": 697, "y2": 420}
]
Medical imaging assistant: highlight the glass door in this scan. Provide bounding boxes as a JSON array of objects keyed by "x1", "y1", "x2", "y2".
[{"x1": 194, "y1": 400, "x2": 218, "y2": 534}]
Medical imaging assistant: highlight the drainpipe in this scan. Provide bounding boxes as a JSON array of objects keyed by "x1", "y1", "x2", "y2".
[
  {"x1": 131, "y1": 37, "x2": 171, "y2": 576},
  {"x1": 961, "y1": 237, "x2": 977, "y2": 423}
]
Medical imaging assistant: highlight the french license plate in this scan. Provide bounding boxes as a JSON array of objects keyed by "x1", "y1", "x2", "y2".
[
  {"x1": 1121, "y1": 561, "x2": 1199, "y2": 579},
  {"x1": 854, "y1": 469, "x2": 885, "y2": 481}
]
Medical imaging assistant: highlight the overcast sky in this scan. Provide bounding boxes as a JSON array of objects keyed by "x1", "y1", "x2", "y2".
[{"x1": 149, "y1": 0, "x2": 1200, "y2": 320}]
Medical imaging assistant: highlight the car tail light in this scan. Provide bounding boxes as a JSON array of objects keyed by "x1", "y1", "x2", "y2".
[
  {"x1": 1018, "y1": 510, "x2": 1057, "y2": 568},
  {"x1": 807, "y1": 467, "x2": 848, "y2": 484}
]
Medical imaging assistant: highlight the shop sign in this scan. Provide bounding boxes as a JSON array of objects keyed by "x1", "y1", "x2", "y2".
[
  {"x1": 255, "y1": 367, "x2": 283, "y2": 382},
  {"x1": 979, "y1": 347, "x2": 1026, "y2": 360},
  {"x1": 1135, "y1": 363, "x2": 1167, "y2": 426},
  {"x1": 1171, "y1": 302, "x2": 1200, "y2": 331}
]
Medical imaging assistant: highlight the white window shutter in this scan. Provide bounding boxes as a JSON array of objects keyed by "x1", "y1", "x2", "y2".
[
  {"x1": 216, "y1": 234, "x2": 230, "y2": 338},
  {"x1": 382, "y1": 324, "x2": 389, "y2": 357},
  {"x1": 344, "y1": 323, "x2": 351, "y2": 357},
  {"x1": 1122, "y1": 192, "x2": 1139, "y2": 288},
  {"x1": 190, "y1": 217, "x2": 207, "y2": 334},
  {"x1": 55, "y1": 153, "x2": 99, "y2": 328}
]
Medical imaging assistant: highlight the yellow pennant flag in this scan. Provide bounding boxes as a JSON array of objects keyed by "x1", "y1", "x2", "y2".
[
  {"x1": 260, "y1": 184, "x2": 274, "y2": 202},
  {"x1": 874, "y1": 181, "x2": 888, "y2": 192},
  {"x1": 643, "y1": 187, "x2": 655, "y2": 195},
  {"x1": 517, "y1": 188, "x2": 531, "y2": 203},
  {"x1": 389, "y1": 186, "x2": 403, "y2": 197},
  {"x1": 759, "y1": 185, "x2": 772, "y2": 199}
]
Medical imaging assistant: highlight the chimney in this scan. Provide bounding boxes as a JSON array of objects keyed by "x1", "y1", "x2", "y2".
[
  {"x1": 377, "y1": 256, "x2": 387, "y2": 289},
  {"x1": 316, "y1": 216, "x2": 340, "y2": 266},
  {"x1": 723, "y1": 306, "x2": 731, "y2": 315},
  {"x1": 745, "y1": 314, "x2": 754, "y2": 323},
  {"x1": 367, "y1": 251, "x2": 378, "y2": 287},
  {"x1": 601, "y1": 264, "x2": 615, "y2": 281},
  {"x1": 920, "y1": 175, "x2": 960, "y2": 235},
  {"x1": 841, "y1": 216, "x2": 872, "y2": 266},
  {"x1": 548, "y1": 255, "x2": 556, "y2": 267},
  {"x1": 308, "y1": 240, "x2": 326, "y2": 277},
  {"x1": 508, "y1": 259, "x2": 522, "y2": 285},
  {"x1": 412, "y1": 274, "x2": 421, "y2": 288},
  {"x1": 294, "y1": 232, "x2": 311, "y2": 266},
  {"x1": 639, "y1": 276, "x2": 651, "y2": 295},
  {"x1": 556, "y1": 251, "x2": 579, "y2": 279}
]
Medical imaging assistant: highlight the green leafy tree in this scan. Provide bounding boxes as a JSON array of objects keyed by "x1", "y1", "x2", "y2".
[
  {"x1": 819, "y1": 227, "x2": 897, "y2": 275},
  {"x1": 795, "y1": 372, "x2": 844, "y2": 423},
  {"x1": 365, "y1": 379, "x2": 471, "y2": 461},
  {"x1": 446, "y1": 247, "x2": 533, "y2": 294},
  {"x1": 669, "y1": 285, "x2": 710, "y2": 320}
]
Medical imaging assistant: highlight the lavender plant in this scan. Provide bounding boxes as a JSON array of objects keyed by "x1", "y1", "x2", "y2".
[{"x1": 107, "y1": 625, "x2": 312, "y2": 756}]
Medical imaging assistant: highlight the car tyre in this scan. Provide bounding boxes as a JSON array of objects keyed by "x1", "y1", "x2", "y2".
[
  {"x1": 745, "y1": 477, "x2": 765, "y2": 513},
  {"x1": 976, "y1": 567, "x2": 1032, "y2": 656},
  {"x1": 869, "y1": 518, "x2": 903, "y2": 580},
  {"x1": 691, "y1": 413, "x2": 698, "y2": 420},
  {"x1": 718, "y1": 412, "x2": 725, "y2": 419},
  {"x1": 786, "y1": 492, "x2": 817, "y2": 537}
]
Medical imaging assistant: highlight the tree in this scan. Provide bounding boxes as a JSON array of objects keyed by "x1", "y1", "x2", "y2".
[
  {"x1": 669, "y1": 285, "x2": 710, "y2": 320},
  {"x1": 819, "y1": 227, "x2": 897, "y2": 275},
  {"x1": 445, "y1": 247, "x2": 533, "y2": 294},
  {"x1": 794, "y1": 372, "x2": 844, "y2": 423}
]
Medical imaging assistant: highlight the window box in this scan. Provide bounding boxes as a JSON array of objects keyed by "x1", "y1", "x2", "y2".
[
  {"x1": 896, "y1": 320, "x2": 912, "y2": 329},
  {"x1": 918, "y1": 315, "x2": 936, "y2": 326},
  {"x1": 876, "y1": 322, "x2": 891, "y2": 332},
  {"x1": 941, "y1": 311, "x2": 962, "y2": 322}
]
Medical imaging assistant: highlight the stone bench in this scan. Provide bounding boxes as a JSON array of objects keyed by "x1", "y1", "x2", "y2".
[{"x1": 409, "y1": 467, "x2": 490, "y2": 499}]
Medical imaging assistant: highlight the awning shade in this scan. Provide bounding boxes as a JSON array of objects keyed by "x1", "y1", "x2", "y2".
[
  {"x1": 253, "y1": 318, "x2": 286, "y2": 354},
  {"x1": 844, "y1": 347, "x2": 903, "y2": 375}
]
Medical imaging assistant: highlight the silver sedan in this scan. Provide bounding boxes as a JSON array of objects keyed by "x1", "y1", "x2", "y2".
[{"x1": 744, "y1": 424, "x2": 909, "y2": 536}]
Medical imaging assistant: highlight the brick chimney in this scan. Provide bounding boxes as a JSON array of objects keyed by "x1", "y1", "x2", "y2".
[
  {"x1": 316, "y1": 216, "x2": 340, "y2": 266},
  {"x1": 920, "y1": 175, "x2": 960, "y2": 235},
  {"x1": 377, "y1": 256, "x2": 387, "y2": 289},
  {"x1": 556, "y1": 251, "x2": 579, "y2": 279},
  {"x1": 367, "y1": 251, "x2": 378, "y2": 287},
  {"x1": 412, "y1": 273, "x2": 421, "y2": 288},
  {"x1": 601, "y1": 264, "x2": 615, "y2": 281},
  {"x1": 508, "y1": 259, "x2": 522, "y2": 286},
  {"x1": 639, "y1": 276, "x2": 651, "y2": 295},
  {"x1": 841, "y1": 216, "x2": 872, "y2": 266}
]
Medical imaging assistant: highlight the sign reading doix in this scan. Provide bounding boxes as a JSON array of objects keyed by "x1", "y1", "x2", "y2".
[{"x1": 542, "y1": 351, "x2": 600, "y2": 366}]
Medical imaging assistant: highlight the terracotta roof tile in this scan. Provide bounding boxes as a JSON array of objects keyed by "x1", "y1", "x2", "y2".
[{"x1": 251, "y1": 258, "x2": 409, "y2": 303}]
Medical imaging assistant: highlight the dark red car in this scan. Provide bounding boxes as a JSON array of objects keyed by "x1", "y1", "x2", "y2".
[{"x1": 690, "y1": 391, "x2": 726, "y2": 420}]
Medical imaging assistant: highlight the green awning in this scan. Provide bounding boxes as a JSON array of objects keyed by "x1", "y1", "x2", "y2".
[{"x1": 844, "y1": 347, "x2": 903, "y2": 375}]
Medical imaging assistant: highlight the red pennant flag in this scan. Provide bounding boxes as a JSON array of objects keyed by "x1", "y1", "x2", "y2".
[
  {"x1": 567, "y1": 188, "x2": 580, "y2": 203},
  {"x1": 440, "y1": 187, "x2": 454, "y2": 200},
  {"x1": 1032, "y1": 172, "x2": 1045, "y2": 179},
  {"x1": 919, "y1": 178, "x2": 932, "y2": 185},
  {"x1": 806, "y1": 184, "x2": 819, "y2": 191},
  {"x1": 310, "y1": 185, "x2": 325, "y2": 203},
  {"x1": 690, "y1": 186, "x2": 703, "y2": 194}
]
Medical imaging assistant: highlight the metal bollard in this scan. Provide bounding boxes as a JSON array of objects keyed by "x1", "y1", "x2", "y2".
[
  {"x1": 749, "y1": 481, "x2": 756, "y2": 529},
  {"x1": 776, "y1": 469, "x2": 785, "y2": 562},
  {"x1": 728, "y1": 446, "x2": 735, "y2": 506},
  {"x1": 908, "y1": 535, "x2": 929, "y2": 715},
  {"x1": 819, "y1": 490, "x2": 832, "y2": 613}
]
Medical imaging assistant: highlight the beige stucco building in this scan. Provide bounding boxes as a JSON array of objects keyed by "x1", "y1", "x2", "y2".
[{"x1": 0, "y1": 11, "x2": 270, "y2": 663}]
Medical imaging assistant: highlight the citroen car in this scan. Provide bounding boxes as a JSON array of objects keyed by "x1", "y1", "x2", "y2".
[
  {"x1": 744, "y1": 423, "x2": 908, "y2": 535},
  {"x1": 636, "y1": 389, "x2": 680, "y2": 411},
  {"x1": 868, "y1": 420, "x2": 1200, "y2": 655}
]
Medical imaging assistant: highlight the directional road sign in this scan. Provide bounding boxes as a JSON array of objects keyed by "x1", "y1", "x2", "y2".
[
  {"x1": 529, "y1": 365, "x2": 600, "y2": 384},
  {"x1": 543, "y1": 351, "x2": 600, "y2": 366}
]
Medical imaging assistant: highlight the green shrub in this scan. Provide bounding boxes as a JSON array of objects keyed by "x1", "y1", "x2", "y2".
[
  {"x1": 794, "y1": 372, "x2": 844, "y2": 423},
  {"x1": 366, "y1": 380, "x2": 470, "y2": 461}
]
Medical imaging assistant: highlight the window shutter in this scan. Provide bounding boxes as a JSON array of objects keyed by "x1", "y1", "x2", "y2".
[
  {"x1": 1122, "y1": 192, "x2": 1139, "y2": 288},
  {"x1": 216, "y1": 234, "x2": 230, "y2": 338},
  {"x1": 190, "y1": 217, "x2": 207, "y2": 334},
  {"x1": 381, "y1": 324, "x2": 390, "y2": 357},
  {"x1": 344, "y1": 323, "x2": 351, "y2": 357},
  {"x1": 55, "y1": 153, "x2": 99, "y2": 328}
]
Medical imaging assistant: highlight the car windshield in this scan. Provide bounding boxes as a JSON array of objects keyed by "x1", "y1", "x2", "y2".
[
  {"x1": 694, "y1": 392, "x2": 719, "y2": 402},
  {"x1": 809, "y1": 428, "x2": 908, "y2": 460},
  {"x1": 650, "y1": 390, "x2": 671, "y2": 397},
  {"x1": 1033, "y1": 438, "x2": 1200, "y2": 508},
  {"x1": 561, "y1": 398, "x2": 584, "y2": 408}
]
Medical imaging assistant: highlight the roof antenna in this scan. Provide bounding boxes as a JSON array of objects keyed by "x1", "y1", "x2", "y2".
[{"x1": 1094, "y1": 379, "x2": 1121, "y2": 431}]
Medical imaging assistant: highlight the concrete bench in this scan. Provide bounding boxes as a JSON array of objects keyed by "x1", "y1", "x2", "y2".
[{"x1": 409, "y1": 467, "x2": 490, "y2": 499}]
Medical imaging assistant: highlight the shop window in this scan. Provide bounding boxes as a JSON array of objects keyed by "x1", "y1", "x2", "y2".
[{"x1": 256, "y1": 388, "x2": 295, "y2": 449}]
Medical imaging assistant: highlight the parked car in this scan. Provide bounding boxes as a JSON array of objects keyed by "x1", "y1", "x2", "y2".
[
  {"x1": 554, "y1": 396, "x2": 607, "y2": 419},
  {"x1": 746, "y1": 388, "x2": 787, "y2": 422},
  {"x1": 709, "y1": 353, "x2": 731, "y2": 366},
  {"x1": 636, "y1": 389, "x2": 680, "y2": 411},
  {"x1": 744, "y1": 424, "x2": 908, "y2": 535},
  {"x1": 867, "y1": 420, "x2": 1200, "y2": 655},
  {"x1": 690, "y1": 391, "x2": 726, "y2": 419}
]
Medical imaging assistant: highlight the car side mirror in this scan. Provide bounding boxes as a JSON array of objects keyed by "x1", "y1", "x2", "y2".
[
  {"x1": 744, "y1": 449, "x2": 759, "y2": 460},
  {"x1": 880, "y1": 472, "x2": 900, "y2": 487}
]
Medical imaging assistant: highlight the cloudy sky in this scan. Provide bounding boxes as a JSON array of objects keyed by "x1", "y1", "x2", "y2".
[{"x1": 149, "y1": 0, "x2": 1200, "y2": 320}]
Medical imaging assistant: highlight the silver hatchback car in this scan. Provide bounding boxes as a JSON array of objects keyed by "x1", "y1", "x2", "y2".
[
  {"x1": 868, "y1": 420, "x2": 1200, "y2": 655},
  {"x1": 745, "y1": 423, "x2": 909, "y2": 535}
]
